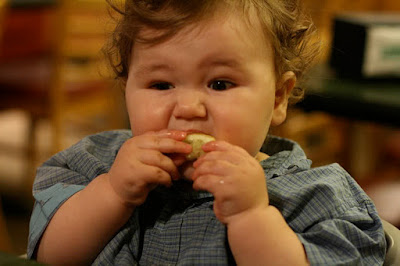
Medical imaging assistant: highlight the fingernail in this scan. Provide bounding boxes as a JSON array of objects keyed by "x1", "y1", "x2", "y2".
[
  {"x1": 161, "y1": 131, "x2": 173, "y2": 137},
  {"x1": 201, "y1": 141, "x2": 214, "y2": 151},
  {"x1": 178, "y1": 131, "x2": 187, "y2": 138}
]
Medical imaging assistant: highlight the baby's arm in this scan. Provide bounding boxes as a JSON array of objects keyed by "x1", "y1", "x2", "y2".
[
  {"x1": 192, "y1": 141, "x2": 308, "y2": 265},
  {"x1": 227, "y1": 205, "x2": 308, "y2": 265},
  {"x1": 36, "y1": 130, "x2": 191, "y2": 265},
  {"x1": 36, "y1": 174, "x2": 132, "y2": 265}
]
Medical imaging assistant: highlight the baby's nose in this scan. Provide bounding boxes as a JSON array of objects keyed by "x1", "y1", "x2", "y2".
[{"x1": 172, "y1": 89, "x2": 207, "y2": 119}]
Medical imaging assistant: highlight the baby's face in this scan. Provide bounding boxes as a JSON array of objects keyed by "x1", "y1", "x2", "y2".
[{"x1": 126, "y1": 12, "x2": 289, "y2": 157}]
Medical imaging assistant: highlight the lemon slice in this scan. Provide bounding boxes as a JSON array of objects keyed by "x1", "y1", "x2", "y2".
[{"x1": 183, "y1": 133, "x2": 215, "y2": 160}]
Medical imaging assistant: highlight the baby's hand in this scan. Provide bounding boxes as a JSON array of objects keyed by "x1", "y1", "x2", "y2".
[
  {"x1": 192, "y1": 141, "x2": 269, "y2": 225},
  {"x1": 106, "y1": 130, "x2": 191, "y2": 208}
]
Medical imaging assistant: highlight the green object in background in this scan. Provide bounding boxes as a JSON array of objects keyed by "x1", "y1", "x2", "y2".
[
  {"x1": 0, "y1": 252, "x2": 44, "y2": 266},
  {"x1": 382, "y1": 46, "x2": 400, "y2": 60}
]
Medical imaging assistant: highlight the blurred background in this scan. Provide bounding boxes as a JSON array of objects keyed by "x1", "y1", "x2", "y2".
[{"x1": 0, "y1": 0, "x2": 399, "y2": 256}]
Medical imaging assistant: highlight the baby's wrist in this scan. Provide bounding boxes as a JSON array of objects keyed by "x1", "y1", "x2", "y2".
[
  {"x1": 98, "y1": 174, "x2": 137, "y2": 212},
  {"x1": 225, "y1": 202, "x2": 272, "y2": 227}
]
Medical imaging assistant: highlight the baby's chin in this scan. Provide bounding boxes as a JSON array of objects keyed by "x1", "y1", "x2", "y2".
[{"x1": 178, "y1": 161, "x2": 195, "y2": 181}]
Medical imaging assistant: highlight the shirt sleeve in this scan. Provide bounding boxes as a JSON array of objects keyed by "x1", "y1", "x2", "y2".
[
  {"x1": 27, "y1": 183, "x2": 85, "y2": 258},
  {"x1": 296, "y1": 201, "x2": 385, "y2": 265},
  {"x1": 268, "y1": 163, "x2": 386, "y2": 265},
  {"x1": 27, "y1": 130, "x2": 130, "y2": 259}
]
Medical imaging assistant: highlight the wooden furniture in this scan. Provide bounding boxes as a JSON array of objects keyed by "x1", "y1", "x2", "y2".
[
  {"x1": 0, "y1": 0, "x2": 12, "y2": 254},
  {"x1": 0, "y1": 197, "x2": 12, "y2": 253},
  {"x1": 0, "y1": 0, "x2": 124, "y2": 188}
]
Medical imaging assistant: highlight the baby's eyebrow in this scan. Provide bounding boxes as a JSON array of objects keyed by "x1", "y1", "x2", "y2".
[
  {"x1": 198, "y1": 57, "x2": 245, "y2": 71},
  {"x1": 133, "y1": 63, "x2": 174, "y2": 76},
  {"x1": 132, "y1": 57, "x2": 246, "y2": 77}
]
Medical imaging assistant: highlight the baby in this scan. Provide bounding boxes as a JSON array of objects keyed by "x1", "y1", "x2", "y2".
[{"x1": 28, "y1": 0, "x2": 386, "y2": 265}]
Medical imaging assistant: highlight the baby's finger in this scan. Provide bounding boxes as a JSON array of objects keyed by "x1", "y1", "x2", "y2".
[
  {"x1": 144, "y1": 165, "x2": 173, "y2": 187},
  {"x1": 139, "y1": 151, "x2": 180, "y2": 180},
  {"x1": 193, "y1": 150, "x2": 241, "y2": 168},
  {"x1": 139, "y1": 135, "x2": 192, "y2": 154},
  {"x1": 192, "y1": 160, "x2": 233, "y2": 181},
  {"x1": 144, "y1": 129, "x2": 187, "y2": 141},
  {"x1": 192, "y1": 174, "x2": 224, "y2": 195},
  {"x1": 169, "y1": 154, "x2": 188, "y2": 167},
  {"x1": 202, "y1": 140, "x2": 247, "y2": 155}
]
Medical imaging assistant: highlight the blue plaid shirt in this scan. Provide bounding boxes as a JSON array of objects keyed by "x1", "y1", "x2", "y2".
[{"x1": 28, "y1": 130, "x2": 386, "y2": 265}]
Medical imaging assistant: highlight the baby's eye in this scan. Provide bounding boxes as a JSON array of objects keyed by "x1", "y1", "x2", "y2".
[
  {"x1": 149, "y1": 82, "x2": 174, "y2": 90},
  {"x1": 208, "y1": 80, "x2": 235, "y2": 91}
]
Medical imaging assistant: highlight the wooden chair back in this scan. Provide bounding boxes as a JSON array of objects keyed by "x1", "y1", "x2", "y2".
[
  {"x1": 44, "y1": 0, "x2": 121, "y2": 151},
  {"x1": 0, "y1": 0, "x2": 124, "y2": 192},
  {"x1": 0, "y1": 196, "x2": 12, "y2": 253},
  {"x1": 0, "y1": 0, "x2": 13, "y2": 254}
]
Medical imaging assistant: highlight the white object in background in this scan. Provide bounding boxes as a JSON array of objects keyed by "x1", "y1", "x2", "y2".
[{"x1": 364, "y1": 26, "x2": 400, "y2": 77}]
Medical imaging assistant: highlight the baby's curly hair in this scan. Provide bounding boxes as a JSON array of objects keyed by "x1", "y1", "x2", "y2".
[{"x1": 104, "y1": 0, "x2": 320, "y2": 103}]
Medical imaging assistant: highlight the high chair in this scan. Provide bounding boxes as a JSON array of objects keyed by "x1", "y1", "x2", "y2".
[
  {"x1": 0, "y1": 0, "x2": 125, "y2": 190},
  {"x1": 383, "y1": 219, "x2": 400, "y2": 266}
]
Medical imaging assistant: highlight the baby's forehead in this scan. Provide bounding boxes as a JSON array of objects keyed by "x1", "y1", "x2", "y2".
[
  {"x1": 135, "y1": 7, "x2": 271, "y2": 49},
  {"x1": 130, "y1": 11, "x2": 277, "y2": 79},
  {"x1": 135, "y1": 14, "x2": 274, "y2": 57}
]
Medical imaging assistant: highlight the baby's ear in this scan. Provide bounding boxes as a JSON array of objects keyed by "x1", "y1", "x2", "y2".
[{"x1": 271, "y1": 71, "x2": 296, "y2": 126}]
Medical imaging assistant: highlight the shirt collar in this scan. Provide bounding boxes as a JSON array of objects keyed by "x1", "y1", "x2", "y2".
[{"x1": 260, "y1": 135, "x2": 312, "y2": 180}]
